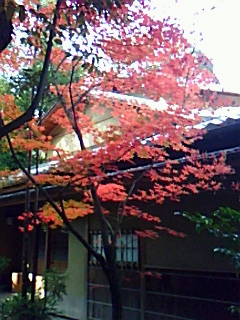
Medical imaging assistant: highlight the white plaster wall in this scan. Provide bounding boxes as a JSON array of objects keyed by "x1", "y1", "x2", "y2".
[
  {"x1": 47, "y1": 106, "x2": 117, "y2": 159},
  {"x1": 58, "y1": 218, "x2": 88, "y2": 320}
]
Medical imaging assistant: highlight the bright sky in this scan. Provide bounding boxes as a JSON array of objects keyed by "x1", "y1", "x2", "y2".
[{"x1": 151, "y1": 0, "x2": 240, "y2": 94}]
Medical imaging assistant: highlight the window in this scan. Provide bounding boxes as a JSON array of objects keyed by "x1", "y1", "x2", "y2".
[
  {"x1": 89, "y1": 230, "x2": 139, "y2": 268},
  {"x1": 53, "y1": 230, "x2": 68, "y2": 262}
]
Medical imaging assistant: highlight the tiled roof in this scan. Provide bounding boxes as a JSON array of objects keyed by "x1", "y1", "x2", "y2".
[
  {"x1": 198, "y1": 106, "x2": 240, "y2": 130},
  {"x1": 1, "y1": 94, "x2": 240, "y2": 192}
]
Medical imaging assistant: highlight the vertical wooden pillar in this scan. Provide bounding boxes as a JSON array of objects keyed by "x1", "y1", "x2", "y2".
[{"x1": 140, "y1": 237, "x2": 146, "y2": 320}]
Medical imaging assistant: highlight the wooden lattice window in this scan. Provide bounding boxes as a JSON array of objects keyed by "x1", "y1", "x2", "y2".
[{"x1": 89, "y1": 230, "x2": 139, "y2": 268}]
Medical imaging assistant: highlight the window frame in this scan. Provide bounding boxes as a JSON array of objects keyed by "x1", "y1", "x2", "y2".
[{"x1": 89, "y1": 230, "x2": 139, "y2": 269}]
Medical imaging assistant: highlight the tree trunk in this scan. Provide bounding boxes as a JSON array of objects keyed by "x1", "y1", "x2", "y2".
[
  {"x1": 90, "y1": 188, "x2": 123, "y2": 319},
  {"x1": 108, "y1": 263, "x2": 122, "y2": 320},
  {"x1": 0, "y1": 0, "x2": 13, "y2": 53}
]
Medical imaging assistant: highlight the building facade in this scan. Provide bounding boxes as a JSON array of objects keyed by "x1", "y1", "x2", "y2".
[{"x1": 0, "y1": 91, "x2": 240, "y2": 319}]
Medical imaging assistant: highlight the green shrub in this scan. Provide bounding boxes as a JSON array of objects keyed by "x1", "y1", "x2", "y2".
[
  {"x1": 43, "y1": 268, "x2": 67, "y2": 312},
  {"x1": 1, "y1": 268, "x2": 67, "y2": 320},
  {"x1": 0, "y1": 256, "x2": 10, "y2": 273},
  {"x1": 1, "y1": 295, "x2": 49, "y2": 320}
]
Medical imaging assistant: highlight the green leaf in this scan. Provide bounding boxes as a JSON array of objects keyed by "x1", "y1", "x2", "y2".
[
  {"x1": 82, "y1": 62, "x2": 90, "y2": 70},
  {"x1": 77, "y1": 12, "x2": 85, "y2": 26},
  {"x1": 72, "y1": 55, "x2": 80, "y2": 62},
  {"x1": 54, "y1": 38, "x2": 62, "y2": 45},
  {"x1": 88, "y1": 65, "x2": 94, "y2": 73},
  {"x1": 106, "y1": 0, "x2": 112, "y2": 9}
]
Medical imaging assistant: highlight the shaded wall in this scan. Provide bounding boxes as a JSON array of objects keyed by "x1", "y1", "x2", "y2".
[
  {"x1": 0, "y1": 206, "x2": 23, "y2": 273},
  {"x1": 89, "y1": 190, "x2": 239, "y2": 273},
  {"x1": 144, "y1": 190, "x2": 239, "y2": 272}
]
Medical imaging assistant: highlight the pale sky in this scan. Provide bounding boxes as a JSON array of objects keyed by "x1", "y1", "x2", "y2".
[{"x1": 151, "y1": 0, "x2": 240, "y2": 93}]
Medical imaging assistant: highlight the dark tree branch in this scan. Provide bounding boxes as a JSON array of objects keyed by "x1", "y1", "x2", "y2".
[
  {"x1": 53, "y1": 75, "x2": 100, "y2": 151},
  {"x1": 54, "y1": 68, "x2": 116, "y2": 265},
  {"x1": 0, "y1": 0, "x2": 61, "y2": 140},
  {"x1": 69, "y1": 63, "x2": 86, "y2": 150},
  {"x1": 0, "y1": 0, "x2": 13, "y2": 52},
  {"x1": 67, "y1": 69, "x2": 115, "y2": 256},
  {"x1": 118, "y1": 162, "x2": 154, "y2": 226}
]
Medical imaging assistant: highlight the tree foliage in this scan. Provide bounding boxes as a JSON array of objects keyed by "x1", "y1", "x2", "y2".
[
  {"x1": 1, "y1": 269, "x2": 67, "y2": 320},
  {"x1": 0, "y1": 1, "x2": 236, "y2": 319}
]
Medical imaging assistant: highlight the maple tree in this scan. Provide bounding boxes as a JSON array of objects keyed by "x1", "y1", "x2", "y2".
[{"x1": 0, "y1": 1, "x2": 235, "y2": 319}]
